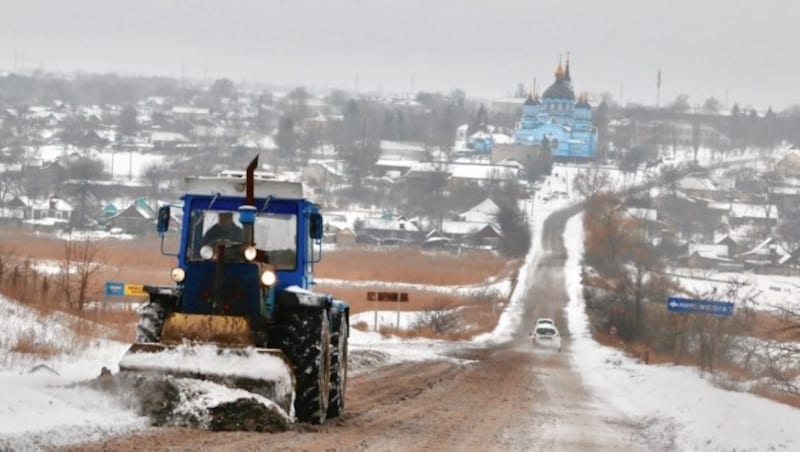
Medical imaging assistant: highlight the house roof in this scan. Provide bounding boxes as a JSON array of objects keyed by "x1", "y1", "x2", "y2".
[
  {"x1": 738, "y1": 237, "x2": 791, "y2": 261},
  {"x1": 459, "y1": 198, "x2": 499, "y2": 223},
  {"x1": 708, "y1": 202, "x2": 779, "y2": 220},
  {"x1": 688, "y1": 243, "x2": 730, "y2": 259},
  {"x1": 362, "y1": 217, "x2": 419, "y2": 233},
  {"x1": 677, "y1": 176, "x2": 719, "y2": 192},
  {"x1": 32, "y1": 197, "x2": 73, "y2": 212},
  {"x1": 441, "y1": 220, "x2": 498, "y2": 236}
]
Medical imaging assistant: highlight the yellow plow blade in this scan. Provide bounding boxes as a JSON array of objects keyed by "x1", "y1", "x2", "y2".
[{"x1": 160, "y1": 312, "x2": 255, "y2": 346}]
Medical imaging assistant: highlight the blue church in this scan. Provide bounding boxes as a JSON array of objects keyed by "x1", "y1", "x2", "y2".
[{"x1": 513, "y1": 57, "x2": 597, "y2": 159}]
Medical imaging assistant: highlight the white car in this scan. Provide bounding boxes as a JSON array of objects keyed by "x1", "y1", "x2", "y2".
[
  {"x1": 535, "y1": 318, "x2": 555, "y2": 327},
  {"x1": 531, "y1": 323, "x2": 562, "y2": 352}
]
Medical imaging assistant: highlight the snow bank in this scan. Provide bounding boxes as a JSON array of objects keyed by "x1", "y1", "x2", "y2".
[
  {"x1": 564, "y1": 213, "x2": 800, "y2": 451},
  {"x1": 118, "y1": 343, "x2": 293, "y2": 397}
]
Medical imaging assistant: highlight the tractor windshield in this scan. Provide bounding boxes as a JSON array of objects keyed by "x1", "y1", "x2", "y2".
[{"x1": 187, "y1": 209, "x2": 297, "y2": 270}]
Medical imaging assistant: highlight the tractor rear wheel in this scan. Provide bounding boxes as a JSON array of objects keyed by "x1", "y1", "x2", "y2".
[
  {"x1": 275, "y1": 308, "x2": 331, "y2": 424},
  {"x1": 327, "y1": 313, "x2": 348, "y2": 418}
]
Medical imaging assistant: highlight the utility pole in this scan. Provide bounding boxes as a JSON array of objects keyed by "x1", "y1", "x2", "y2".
[{"x1": 656, "y1": 69, "x2": 662, "y2": 109}]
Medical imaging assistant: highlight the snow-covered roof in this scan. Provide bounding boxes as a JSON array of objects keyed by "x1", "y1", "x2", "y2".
[
  {"x1": 707, "y1": 202, "x2": 779, "y2": 219},
  {"x1": 441, "y1": 220, "x2": 495, "y2": 236},
  {"x1": 32, "y1": 198, "x2": 74, "y2": 212},
  {"x1": 172, "y1": 106, "x2": 210, "y2": 116},
  {"x1": 362, "y1": 217, "x2": 419, "y2": 233},
  {"x1": 235, "y1": 135, "x2": 277, "y2": 150},
  {"x1": 688, "y1": 243, "x2": 729, "y2": 259},
  {"x1": 738, "y1": 237, "x2": 791, "y2": 262},
  {"x1": 492, "y1": 133, "x2": 514, "y2": 144},
  {"x1": 495, "y1": 158, "x2": 525, "y2": 170},
  {"x1": 375, "y1": 158, "x2": 418, "y2": 169},
  {"x1": 677, "y1": 176, "x2": 719, "y2": 192},
  {"x1": 150, "y1": 131, "x2": 189, "y2": 143},
  {"x1": 459, "y1": 198, "x2": 499, "y2": 223},
  {"x1": 380, "y1": 140, "x2": 425, "y2": 152}
]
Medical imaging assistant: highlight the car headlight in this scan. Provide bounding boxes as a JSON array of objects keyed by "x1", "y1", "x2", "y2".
[
  {"x1": 243, "y1": 245, "x2": 257, "y2": 261},
  {"x1": 170, "y1": 267, "x2": 186, "y2": 282},
  {"x1": 199, "y1": 245, "x2": 215, "y2": 260},
  {"x1": 260, "y1": 268, "x2": 277, "y2": 286}
]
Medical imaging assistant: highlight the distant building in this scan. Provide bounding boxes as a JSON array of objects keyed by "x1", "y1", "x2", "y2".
[{"x1": 510, "y1": 56, "x2": 598, "y2": 159}]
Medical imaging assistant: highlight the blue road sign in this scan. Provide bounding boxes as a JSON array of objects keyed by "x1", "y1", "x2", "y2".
[
  {"x1": 105, "y1": 281, "x2": 125, "y2": 297},
  {"x1": 667, "y1": 296, "x2": 734, "y2": 316}
]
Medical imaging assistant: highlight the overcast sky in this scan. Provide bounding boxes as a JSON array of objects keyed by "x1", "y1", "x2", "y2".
[{"x1": 1, "y1": 0, "x2": 797, "y2": 110}]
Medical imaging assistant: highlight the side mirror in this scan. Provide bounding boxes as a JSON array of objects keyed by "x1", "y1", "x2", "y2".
[
  {"x1": 157, "y1": 205, "x2": 171, "y2": 235},
  {"x1": 309, "y1": 213, "x2": 323, "y2": 240}
]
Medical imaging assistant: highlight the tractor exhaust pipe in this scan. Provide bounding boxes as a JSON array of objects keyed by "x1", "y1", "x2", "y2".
[
  {"x1": 240, "y1": 156, "x2": 259, "y2": 247},
  {"x1": 246, "y1": 156, "x2": 258, "y2": 207}
]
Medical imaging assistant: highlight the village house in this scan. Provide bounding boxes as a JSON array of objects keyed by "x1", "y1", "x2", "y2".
[
  {"x1": 735, "y1": 237, "x2": 797, "y2": 275},
  {"x1": 357, "y1": 216, "x2": 420, "y2": 245},
  {"x1": 105, "y1": 198, "x2": 156, "y2": 236}
]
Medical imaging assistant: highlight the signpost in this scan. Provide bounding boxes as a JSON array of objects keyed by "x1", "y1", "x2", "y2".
[
  {"x1": 104, "y1": 281, "x2": 125, "y2": 297},
  {"x1": 667, "y1": 296, "x2": 734, "y2": 316},
  {"x1": 367, "y1": 291, "x2": 409, "y2": 330},
  {"x1": 105, "y1": 281, "x2": 148, "y2": 299}
]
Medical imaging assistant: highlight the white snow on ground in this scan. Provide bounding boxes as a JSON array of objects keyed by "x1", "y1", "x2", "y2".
[
  {"x1": 564, "y1": 213, "x2": 800, "y2": 452},
  {"x1": 0, "y1": 295, "x2": 148, "y2": 451}
]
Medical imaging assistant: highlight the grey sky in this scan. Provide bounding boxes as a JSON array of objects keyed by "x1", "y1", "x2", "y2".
[{"x1": 1, "y1": 0, "x2": 797, "y2": 110}]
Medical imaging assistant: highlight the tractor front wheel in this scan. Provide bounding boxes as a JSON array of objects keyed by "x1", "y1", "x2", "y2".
[{"x1": 275, "y1": 308, "x2": 331, "y2": 424}]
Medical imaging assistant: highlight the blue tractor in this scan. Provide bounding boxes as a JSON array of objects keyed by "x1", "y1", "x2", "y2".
[{"x1": 120, "y1": 157, "x2": 349, "y2": 424}]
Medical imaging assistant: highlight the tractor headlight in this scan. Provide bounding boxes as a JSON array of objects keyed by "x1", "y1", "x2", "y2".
[
  {"x1": 170, "y1": 267, "x2": 186, "y2": 282},
  {"x1": 199, "y1": 245, "x2": 215, "y2": 260},
  {"x1": 243, "y1": 245, "x2": 257, "y2": 261},
  {"x1": 260, "y1": 268, "x2": 277, "y2": 286}
]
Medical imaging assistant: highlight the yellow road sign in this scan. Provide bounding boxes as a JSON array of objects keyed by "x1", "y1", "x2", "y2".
[{"x1": 124, "y1": 284, "x2": 148, "y2": 297}]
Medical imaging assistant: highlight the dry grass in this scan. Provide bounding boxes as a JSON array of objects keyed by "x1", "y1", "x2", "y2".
[
  {"x1": 316, "y1": 246, "x2": 517, "y2": 285},
  {"x1": 1, "y1": 229, "x2": 517, "y2": 343},
  {"x1": 316, "y1": 283, "x2": 494, "y2": 315},
  {"x1": 10, "y1": 332, "x2": 60, "y2": 358}
]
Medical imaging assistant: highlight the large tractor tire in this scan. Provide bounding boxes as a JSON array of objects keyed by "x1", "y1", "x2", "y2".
[
  {"x1": 135, "y1": 300, "x2": 167, "y2": 343},
  {"x1": 275, "y1": 308, "x2": 331, "y2": 424},
  {"x1": 327, "y1": 312, "x2": 348, "y2": 419}
]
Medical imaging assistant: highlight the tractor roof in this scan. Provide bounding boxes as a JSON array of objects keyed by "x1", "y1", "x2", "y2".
[{"x1": 184, "y1": 172, "x2": 306, "y2": 199}]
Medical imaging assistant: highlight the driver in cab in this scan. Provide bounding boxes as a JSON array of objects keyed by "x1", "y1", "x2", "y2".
[{"x1": 202, "y1": 211, "x2": 243, "y2": 246}]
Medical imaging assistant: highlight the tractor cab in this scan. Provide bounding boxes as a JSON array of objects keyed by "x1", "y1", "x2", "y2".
[{"x1": 155, "y1": 168, "x2": 324, "y2": 324}]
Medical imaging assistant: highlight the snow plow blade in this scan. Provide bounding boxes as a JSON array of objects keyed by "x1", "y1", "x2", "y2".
[{"x1": 118, "y1": 313, "x2": 297, "y2": 425}]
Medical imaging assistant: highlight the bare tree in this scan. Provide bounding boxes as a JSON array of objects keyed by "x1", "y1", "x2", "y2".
[
  {"x1": 58, "y1": 238, "x2": 105, "y2": 310},
  {"x1": 573, "y1": 167, "x2": 612, "y2": 201},
  {"x1": 690, "y1": 278, "x2": 758, "y2": 372}
]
